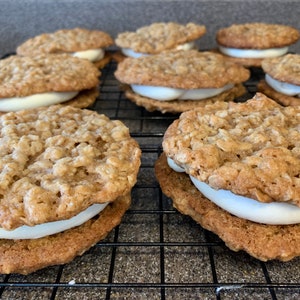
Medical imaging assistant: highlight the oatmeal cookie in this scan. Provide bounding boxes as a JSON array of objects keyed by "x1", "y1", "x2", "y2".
[
  {"x1": 0, "y1": 54, "x2": 100, "y2": 111},
  {"x1": 115, "y1": 22, "x2": 206, "y2": 59},
  {"x1": 215, "y1": 23, "x2": 300, "y2": 67},
  {"x1": 0, "y1": 105, "x2": 141, "y2": 230},
  {"x1": 155, "y1": 153, "x2": 300, "y2": 261},
  {"x1": 115, "y1": 50, "x2": 250, "y2": 113},
  {"x1": 16, "y1": 27, "x2": 113, "y2": 68},
  {"x1": 0, "y1": 193, "x2": 131, "y2": 274},
  {"x1": 258, "y1": 54, "x2": 300, "y2": 105},
  {"x1": 162, "y1": 93, "x2": 300, "y2": 205}
]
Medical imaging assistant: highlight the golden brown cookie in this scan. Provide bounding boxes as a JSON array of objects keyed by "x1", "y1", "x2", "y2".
[
  {"x1": 0, "y1": 193, "x2": 131, "y2": 275},
  {"x1": 0, "y1": 54, "x2": 100, "y2": 111},
  {"x1": 115, "y1": 22, "x2": 206, "y2": 60},
  {"x1": 258, "y1": 54, "x2": 300, "y2": 105},
  {"x1": 0, "y1": 105, "x2": 141, "y2": 230},
  {"x1": 216, "y1": 23, "x2": 300, "y2": 67},
  {"x1": 115, "y1": 50, "x2": 250, "y2": 113},
  {"x1": 155, "y1": 153, "x2": 300, "y2": 261},
  {"x1": 16, "y1": 27, "x2": 113, "y2": 68},
  {"x1": 162, "y1": 93, "x2": 300, "y2": 205}
]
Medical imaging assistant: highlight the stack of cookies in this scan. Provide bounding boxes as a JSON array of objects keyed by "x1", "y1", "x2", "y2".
[
  {"x1": 215, "y1": 22, "x2": 300, "y2": 67},
  {"x1": 155, "y1": 93, "x2": 300, "y2": 261},
  {"x1": 16, "y1": 27, "x2": 114, "y2": 69},
  {"x1": 0, "y1": 105, "x2": 141, "y2": 274},
  {"x1": 0, "y1": 27, "x2": 141, "y2": 274},
  {"x1": 0, "y1": 53, "x2": 101, "y2": 112},
  {"x1": 258, "y1": 53, "x2": 300, "y2": 106},
  {"x1": 115, "y1": 50, "x2": 250, "y2": 113},
  {"x1": 114, "y1": 22, "x2": 206, "y2": 61}
]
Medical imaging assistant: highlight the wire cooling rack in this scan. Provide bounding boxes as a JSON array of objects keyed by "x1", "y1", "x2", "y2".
[{"x1": 0, "y1": 58, "x2": 300, "y2": 300}]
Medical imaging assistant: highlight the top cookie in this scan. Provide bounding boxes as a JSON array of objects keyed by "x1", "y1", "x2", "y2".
[
  {"x1": 16, "y1": 27, "x2": 113, "y2": 56},
  {"x1": 115, "y1": 22, "x2": 206, "y2": 54},
  {"x1": 115, "y1": 50, "x2": 250, "y2": 89},
  {"x1": 0, "y1": 105, "x2": 141, "y2": 230},
  {"x1": 216, "y1": 23, "x2": 300, "y2": 49},
  {"x1": 163, "y1": 93, "x2": 300, "y2": 206},
  {"x1": 0, "y1": 54, "x2": 100, "y2": 98},
  {"x1": 261, "y1": 53, "x2": 300, "y2": 86}
]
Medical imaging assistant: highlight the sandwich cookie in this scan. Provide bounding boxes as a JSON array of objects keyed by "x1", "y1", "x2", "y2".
[
  {"x1": 114, "y1": 50, "x2": 250, "y2": 113},
  {"x1": 155, "y1": 93, "x2": 300, "y2": 261},
  {"x1": 114, "y1": 22, "x2": 206, "y2": 62},
  {"x1": 0, "y1": 54, "x2": 100, "y2": 112},
  {"x1": 0, "y1": 104, "x2": 141, "y2": 274},
  {"x1": 216, "y1": 23, "x2": 300, "y2": 67},
  {"x1": 16, "y1": 27, "x2": 113, "y2": 68},
  {"x1": 258, "y1": 54, "x2": 300, "y2": 106}
]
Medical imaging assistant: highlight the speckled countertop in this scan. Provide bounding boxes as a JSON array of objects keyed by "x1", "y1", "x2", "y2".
[{"x1": 0, "y1": 60, "x2": 299, "y2": 300}]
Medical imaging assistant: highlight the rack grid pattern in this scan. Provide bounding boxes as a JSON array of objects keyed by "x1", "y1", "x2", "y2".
[{"x1": 0, "y1": 59, "x2": 300, "y2": 300}]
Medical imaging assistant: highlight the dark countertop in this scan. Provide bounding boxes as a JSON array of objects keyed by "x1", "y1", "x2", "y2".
[{"x1": 0, "y1": 60, "x2": 299, "y2": 300}]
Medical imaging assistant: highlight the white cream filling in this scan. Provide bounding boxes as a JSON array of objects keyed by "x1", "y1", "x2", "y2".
[
  {"x1": 0, "y1": 203, "x2": 109, "y2": 239},
  {"x1": 73, "y1": 48, "x2": 105, "y2": 62},
  {"x1": 121, "y1": 41, "x2": 196, "y2": 58},
  {"x1": 218, "y1": 45, "x2": 289, "y2": 58},
  {"x1": 0, "y1": 91, "x2": 78, "y2": 112},
  {"x1": 265, "y1": 74, "x2": 300, "y2": 97},
  {"x1": 167, "y1": 157, "x2": 300, "y2": 225},
  {"x1": 131, "y1": 84, "x2": 233, "y2": 101}
]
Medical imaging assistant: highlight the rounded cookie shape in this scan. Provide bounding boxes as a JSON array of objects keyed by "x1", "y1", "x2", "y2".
[
  {"x1": 162, "y1": 93, "x2": 300, "y2": 205},
  {"x1": 0, "y1": 54, "x2": 100, "y2": 98},
  {"x1": 0, "y1": 105, "x2": 141, "y2": 230},
  {"x1": 115, "y1": 50, "x2": 250, "y2": 89},
  {"x1": 216, "y1": 23, "x2": 300, "y2": 49},
  {"x1": 115, "y1": 22, "x2": 206, "y2": 54},
  {"x1": 261, "y1": 54, "x2": 300, "y2": 86},
  {"x1": 155, "y1": 154, "x2": 300, "y2": 262},
  {"x1": 16, "y1": 27, "x2": 113, "y2": 56}
]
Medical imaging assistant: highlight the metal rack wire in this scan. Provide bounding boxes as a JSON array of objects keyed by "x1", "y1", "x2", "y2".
[{"x1": 0, "y1": 58, "x2": 300, "y2": 300}]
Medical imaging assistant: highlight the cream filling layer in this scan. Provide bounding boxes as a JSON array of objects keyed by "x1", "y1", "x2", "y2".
[
  {"x1": 0, "y1": 91, "x2": 79, "y2": 112},
  {"x1": 73, "y1": 48, "x2": 105, "y2": 62},
  {"x1": 265, "y1": 74, "x2": 300, "y2": 97},
  {"x1": 131, "y1": 84, "x2": 233, "y2": 101},
  {"x1": 0, "y1": 203, "x2": 109, "y2": 239},
  {"x1": 167, "y1": 157, "x2": 300, "y2": 225},
  {"x1": 218, "y1": 45, "x2": 288, "y2": 58},
  {"x1": 121, "y1": 41, "x2": 196, "y2": 58}
]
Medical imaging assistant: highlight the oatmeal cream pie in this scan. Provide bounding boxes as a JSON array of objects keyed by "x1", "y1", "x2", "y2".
[
  {"x1": 0, "y1": 104, "x2": 141, "y2": 274},
  {"x1": 258, "y1": 54, "x2": 300, "y2": 106},
  {"x1": 0, "y1": 54, "x2": 100, "y2": 112},
  {"x1": 113, "y1": 22, "x2": 206, "y2": 61},
  {"x1": 16, "y1": 27, "x2": 113, "y2": 68},
  {"x1": 216, "y1": 23, "x2": 300, "y2": 67},
  {"x1": 114, "y1": 50, "x2": 250, "y2": 113},
  {"x1": 155, "y1": 93, "x2": 300, "y2": 261}
]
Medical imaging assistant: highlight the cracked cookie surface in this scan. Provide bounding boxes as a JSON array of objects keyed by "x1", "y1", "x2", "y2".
[
  {"x1": 115, "y1": 22, "x2": 206, "y2": 54},
  {"x1": 16, "y1": 27, "x2": 113, "y2": 56},
  {"x1": 0, "y1": 105, "x2": 141, "y2": 230},
  {"x1": 162, "y1": 93, "x2": 300, "y2": 205}
]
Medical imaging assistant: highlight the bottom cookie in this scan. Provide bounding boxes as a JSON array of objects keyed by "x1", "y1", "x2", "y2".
[
  {"x1": 121, "y1": 84, "x2": 246, "y2": 114},
  {"x1": 0, "y1": 193, "x2": 131, "y2": 275},
  {"x1": 257, "y1": 80, "x2": 300, "y2": 106},
  {"x1": 63, "y1": 87, "x2": 99, "y2": 108},
  {"x1": 155, "y1": 153, "x2": 300, "y2": 261}
]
